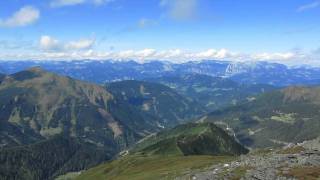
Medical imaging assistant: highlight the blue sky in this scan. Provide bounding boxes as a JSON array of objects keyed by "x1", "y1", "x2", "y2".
[{"x1": 0, "y1": 0, "x2": 320, "y2": 65}]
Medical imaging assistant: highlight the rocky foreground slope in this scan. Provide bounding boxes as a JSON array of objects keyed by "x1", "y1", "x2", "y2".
[
  {"x1": 181, "y1": 138, "x2": 320, "y2": 180},
  {"x1": 68, "y1": 136, "x2": 320, "y2": 180}
]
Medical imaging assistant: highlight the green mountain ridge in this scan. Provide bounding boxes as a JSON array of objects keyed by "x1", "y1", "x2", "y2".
[
  {"x1": 131, "y1": 122, "x2": 249, "y2": 156},
  {"x1": 202, "y1": 86, "x2": 320, "y2": 148},
  {"x1": 76, "y1": 122, "x2": 247, "y2": 180}
]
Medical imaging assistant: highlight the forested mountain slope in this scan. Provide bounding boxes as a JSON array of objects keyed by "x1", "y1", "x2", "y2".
[{"x1": 202, "y1": 86, "x2": 320, "y2": 148}]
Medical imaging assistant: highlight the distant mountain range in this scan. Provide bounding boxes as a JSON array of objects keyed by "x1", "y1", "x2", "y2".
[
  {"x1": 0, "y1": 60, "x2": 320, "y2": 86},
  {"x1": 201, "y1": 86, "x2": 320, "y2": 148},
  {"x1": 226, "y1": 61, "x2": 320, "y2": 86},
  {"x1": 146, "y1": 74, "x2": 276, "y2": 110}
]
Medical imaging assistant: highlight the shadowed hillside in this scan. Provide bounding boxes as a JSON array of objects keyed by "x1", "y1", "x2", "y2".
[
  {"x1": 0, "y1": 73, "x2": 5, "y2": 83},
  {"x1": 0, "y1": 67, "x2": 152, "y2": 149},
  {"x1": 106, "y1": 80, "x2": 205, "y2": 128},
  {"x1": 0, "y1": 136, "x2": 111, "y2": 180},
  {"x1": 0, "y1": 68, "x2": 168, "y2": 179}
]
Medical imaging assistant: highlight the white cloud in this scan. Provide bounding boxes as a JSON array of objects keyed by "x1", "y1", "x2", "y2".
[
  {"x1": 0, "y1": 6, "x2": 40, "y2": 27},
  {"x1": 50, "y1": 0, "x2": 114, "y2": 7},
  {"x1": 2, "y1": 45, "x2": 320, "y2": 66},
  {"x1": 136, "y1": 49, "x2": 157, "y2": 57},
  {"x1": 65, "y1": 39, "x2": 95, "y2": 50},
  {"x1": 158, "y1": 49, "x2": 183, "y2": 59},
  {"x1": 251, "y1": 52, "x2": 297, "y2": 61},
  {"x1": 192, "y1": 49, "x2": 232, "y2": 59},
  {"x1": 115, "y1": 49, "x2": 157, "y2": 60},
  {"x1": 40, "y1": 36, "x2": 60, "y2": 51},
  {"x1": 39, "y1": 35, "x2": 95, "y2": 51},
  {"x1": 31, "y1": 47, "x2": 306, "y2": 63},
  {"x1": 109, "y1": 49, "x2": 240, "y2": 62},
  {"x1": 160, "y1": 0, "x2": 198, "y2": 21},
  {"x1": 297, "y1": 1, "x2": 320, "y2": 12}
]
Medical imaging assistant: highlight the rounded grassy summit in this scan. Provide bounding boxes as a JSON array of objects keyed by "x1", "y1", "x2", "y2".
[
  {"x1": 76, "y1": 122, "x2": 248, "y2": 180},
  {"x1": 130, "y1": 122, "x2": 249, "y2": 156}
]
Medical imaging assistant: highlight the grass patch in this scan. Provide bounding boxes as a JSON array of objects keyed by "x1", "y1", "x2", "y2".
[
  {"x1": 278, "y1": 146, "x2": 305, "y2": 154},
  {"x1": 76, "y1": 155, "x2": 236, "y2": 180},
  {"x1": 281, "y1": 166, "x2": 320, "y2": 180},
  {"x1": 270, "y1": 113, "x2": 297, "y2": 124},
  {"x1": 250, "y1": 148, "x2": 273, "y2": 156},
  {"x1": 55, "y1": 172, "x2": 81, "y2": 180},
  {"x1": 229, "y1": 166, "x2": 252, "y2": 180}
]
